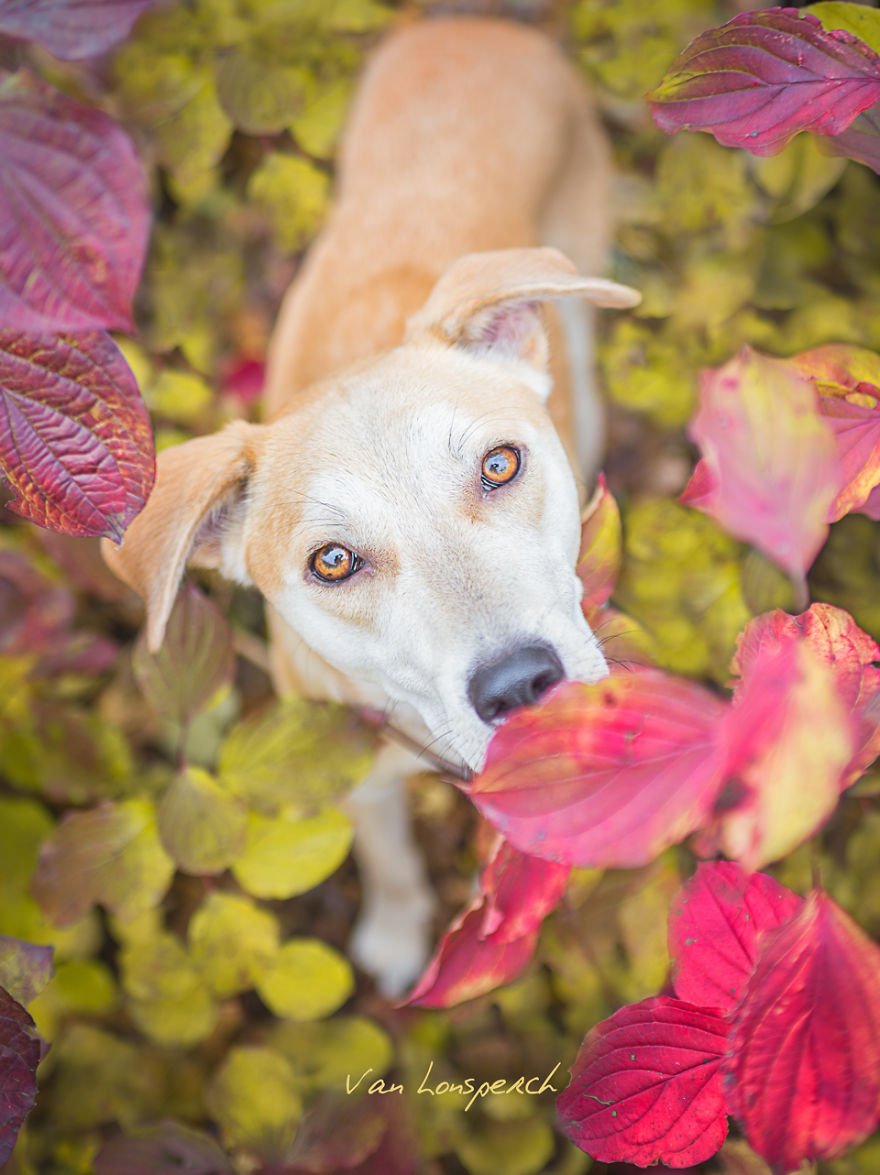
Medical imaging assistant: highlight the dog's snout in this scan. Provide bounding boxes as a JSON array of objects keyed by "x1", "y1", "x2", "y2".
[{"x1": 467, "y1": 643, "x2": 564, "y2": 725}]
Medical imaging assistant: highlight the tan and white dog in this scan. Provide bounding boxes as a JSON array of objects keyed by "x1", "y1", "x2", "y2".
[{"x1": 105, "y1": 18, "x2": 640, "y2": 994}]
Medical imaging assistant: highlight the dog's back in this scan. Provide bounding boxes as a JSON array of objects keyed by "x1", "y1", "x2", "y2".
[{"x1": 264, "y1": 17, "x2": 613, "y2": 470}]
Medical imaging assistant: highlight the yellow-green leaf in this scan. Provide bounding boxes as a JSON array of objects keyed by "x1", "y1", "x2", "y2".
[
  {"x1": 248, "y1": 153, "x2": 329, "y2": 253},
  {"x1": 158, "y1": 767, "x2": 247, "y2": 876},
  {"x1": 32, "y1": 798, "x2": 175, "y2": 926},
  {"x1": 271, "y1": 1015, "x2": 393, "y2": 1092},
  {"x1": 215, "y1": 51, "x2": 310, "y2": 134},
  {"x1": 205, "y1": 1046, "x2": 302, "y2": 1155},
  {"x1": 232, "y1": 807, "x2": 353, "y2": 899},
  {"x1": 255, "y1": 939, "x2": 354, "y2": 1021},
  {"x1": 121, "y1": 933, "x2": 219, "y2": 1047},
  {"x1": 188, "y1": 892, "x2": 279, "y2": 997},
  {"x1": 219, "y1": 696, "x2": 373, "y2": 815}
]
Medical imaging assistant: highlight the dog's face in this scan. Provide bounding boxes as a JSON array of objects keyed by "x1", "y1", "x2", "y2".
[
  {"x1": 104, "y1": 250, "x2": 639, "y2": 771},
  {"x1": 245, "y1": 344, "x2": 607, "y2": 770}
]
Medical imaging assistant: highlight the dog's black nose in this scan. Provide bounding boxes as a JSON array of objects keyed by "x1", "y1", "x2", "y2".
[{"x1": 468, "y1": 643, "x2": 564, "y2": 724}]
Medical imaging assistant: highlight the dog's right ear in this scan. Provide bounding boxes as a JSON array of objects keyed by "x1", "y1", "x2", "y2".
[
  {"x1": 102, "y1": 420, "x2": 264, "y2": 652},
  {"x1": 405, "y1": 247, "x2": 640, "y2": 374}
]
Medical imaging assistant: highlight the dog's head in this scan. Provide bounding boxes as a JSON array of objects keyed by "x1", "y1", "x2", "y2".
[{"x1": 105, "y1": 249, "x2": 639, "y2": 770}]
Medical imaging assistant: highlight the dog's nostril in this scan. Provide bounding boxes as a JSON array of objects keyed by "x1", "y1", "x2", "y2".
[{"x1": 468, "y1": 643, "x2": 564, "y2": 725}]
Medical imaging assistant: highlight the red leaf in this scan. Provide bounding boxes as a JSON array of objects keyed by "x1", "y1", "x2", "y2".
[
  {"x1": 649, "y1": 9, "x2": 880, "y2": 156},
  {"x1": 0, "y1": 548, "x2": 116, "y2": 675},
  {"x1": 711, "y1": 634, "x2": 854, "y2": 869},
  {"x1": 668, "y1": 862, "x2": 801, "y2": 1012},
  {"x1": 0, "y1": 70, "x2": 149, "y2": 332},
  {"x1": 94, "y1": 1122, "x2": 234, "y2": 1175},
  {"x1": 783, "y1": 345, "x2": 880, "y2": 520},
  {"x1": 680, "y1": 346, "x2": 839, "y2": 585},
  {"x1": 0, "y1": 0, "x2": 154, "y2": 60},
  {"x1": 467, "y1": 673, "x2": 728, "y2": 869},
  {"x1": 479, "y1": 838, "x2": 570, "y2": 944},
  {"x1": 0, "y1": 331, "x2": 155, "y2": 541},
  {"x1": 557, "y1": 996, "x2": 729, "y2": 1169},
  {"x1": 0, "y1": 548, "x2": 73, "y2": 656},
  {"x1": 405, "y1": 837, "x2": 568, "y2": 1007},
  {"x1": 727, "y1": 891, "x2": 880, "y2": 1172},
  {"x1": 0, "y1": 986, "x2": 42, "y2": 1167},
  {"x1": 403, "y1": 904, "x2": 539, "y2": 1009},
  {"x1": 733, "y1": 603, "x2": 880, "y2": 785},
  {"x1": 577, "y1": 475, "x2": 621, "y2": 616},
  {"x1": 221, "y1": 356, "x2": 265, "y2": 407}
]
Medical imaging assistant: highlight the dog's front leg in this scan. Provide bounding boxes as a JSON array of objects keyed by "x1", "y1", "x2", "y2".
[{"x1": 343, "y1": 740, "x2": 436, "y2": 997}]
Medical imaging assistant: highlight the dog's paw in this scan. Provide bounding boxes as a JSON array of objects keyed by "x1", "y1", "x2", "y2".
[{"x1": 351, "y1": 889, "x2": 436, "y2": 999}]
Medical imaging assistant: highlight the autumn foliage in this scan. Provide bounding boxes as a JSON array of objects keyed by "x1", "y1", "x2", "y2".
[{"x1": 2, "y1": 2, "x2": 880, "y2": 1175}]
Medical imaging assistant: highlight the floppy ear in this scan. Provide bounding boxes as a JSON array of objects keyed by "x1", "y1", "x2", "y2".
[
  {"x1": 405, "y1": 247, "x2": 640, "y2": 371},
  {"x1": 102, "y1": 420, "x2": 263, "y2": 652}
]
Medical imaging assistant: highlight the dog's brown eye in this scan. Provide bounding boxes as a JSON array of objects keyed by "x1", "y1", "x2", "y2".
[
  {"x1": 310, "y1": 543, "x2": 361, "y2": 583},
  {"x1": 481, "y1": 445, "x2": 521, "y2": 490}
]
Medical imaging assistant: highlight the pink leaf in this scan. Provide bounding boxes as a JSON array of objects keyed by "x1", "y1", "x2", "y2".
[
  {"x1": 711, "y1": 634, "x2": 854, "y2": 869},
  {"x1": 0, "y1": 331, "x2": 155, "y2": 541},
  {"x1": 826, "y1": 103, "x2": 880, "y2": 175},
  {"x1": 479, "y1": 838, "x2": 570, "y2": 944},
  {"x1": 0, "y1": 987, "x2": 42, "y2": 1167},
  {"x1": 557, "y1": 996, "x2": 729, "y2": 1169},
  {"x1": 783, "y1": 344, "x2": 880, "y2": 520},
  {"x1": 668, "y1": 862, "x2": 801, "y2": 1012},
  {"x1": 577, "y1": 475, "x2": 622, "y2": 616},
  {"x1": 733, "y1": 603, "x2": 880, "y2": 785},
  {"x1": 727, "y1": 891, "x2": 880, "y2": 1172},
  {"x1": 0, "y1": 0, "x2": 154, "y2": 60},
  {"x1": 680, "y1": 346, "x2": 839, "y2": 584},
  {"x1": 405, "y1": 837, "x2": 568, "y2": 1007},
  {"x1": 649, "y1": 9, "x2": 880, "y2": 156},
  {"x1": 467, "y1": 673, "x2": 728, "y2": 869},
  {"x1": 403, "y1": 905, "x2": 539, "y2": 1009},
  {"x1": 0, "y1": 70, "x2": 149, "y2": 332},
  {"x1": 862, "y1": 481, "x2": 880, "y2": 519}
]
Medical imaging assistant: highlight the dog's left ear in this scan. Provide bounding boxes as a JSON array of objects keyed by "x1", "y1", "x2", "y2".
[{"x1": 405, "y1": 247, "x2": 640, "y2": 373}]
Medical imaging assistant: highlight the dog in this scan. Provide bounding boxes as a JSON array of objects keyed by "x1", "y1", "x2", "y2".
[{"x1": 104, "y1": 17, "x2": 640, "y2": 995}]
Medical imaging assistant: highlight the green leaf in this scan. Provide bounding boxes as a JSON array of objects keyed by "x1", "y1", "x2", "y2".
[
  {"x1": 121, "y1": 933, "x2": 219, "y2": 1047},
  {"x1": 457, "y1": 1118, "x2": 556, "y2": 1175},
  {"x1": 188, "y1": 892, "x2": 279, "y2": 998},
  {"x1": 145, "y1": 369, "x2": 213, "y2": 426},
  {"x1": 0, "y1": 937, "x2": 53, "y2": 1005},
  {"x1": 158, "y1": 767, "x2": 247, "y2": 876},
  {"x1": 255, "y1": 939, "x2": 354, "y2": 1021},
  {"x1": 614, "y1": 498, "x2": 752, "y2": 683},
  {"x1": 271, "y1": 1015, "x2": 394, "y2": 1092},
  {"x1": 42, "y1": 959, "x2": 117, "y2": 1017},
  {"x1": 232, "y1": 807, "x2": 353, "y2": 899},
  {"x1": 205, "y1": 1046, "x2": 302, "y2": 1156},
  {"x1": 0, "y1": 797, "x2": 52, "y2": 895},
  {"x1": 317, "y1": 0, "x2": 393, "y2": 33},
  {"x1": 114, "y1": 52, "x2": 232, "y2": 183},
  {"x1": 219, "y1": 696, "x2": 373, "y2": 814},
  {"x1": 132, "y1": 585, "x2": 235, "y2": 728},
  {"x1": 810, "y1": 1, "x2": 880, "y2": 54},
  {"x1": 248, "y1": 153, "x2": 329, "y2": 253},
  {"x1": 32, "y1": 798, "x2": 175, "y2": 926},
  {"x1": 215, "y1": 50, "x2": 310, "y2": 134},
  {"x1": 292, "y1": 78, "x2": 353, "y2": 158},
  {"x1": 51, "y1": 1025, "x2": 168, "y2": 1131}
]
